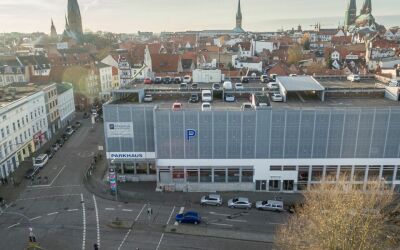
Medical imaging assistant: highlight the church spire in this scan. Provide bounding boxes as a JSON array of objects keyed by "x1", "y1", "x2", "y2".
[
  {"x1": 50, "y1": 18, "x2": 57, "y2": 37},
  {"x1": 360, "y1": 0, "x2": 372, "y2": 15},
  {"x1": 67, "y1": 0, "x2": 83, "y2": 35},
  {"x1": 344, "y1": 0, "x2": 357, "y2": 31},
  {"x1": 236, "y1": 0, "x2": 242, "y2": 29},
  {"x1": 65, "y1": 14, "x2": 69, "y2": 30}
]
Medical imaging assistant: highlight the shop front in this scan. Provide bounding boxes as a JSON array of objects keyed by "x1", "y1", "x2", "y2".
[{"x1": 107, "y1": 152, "x2": 156, "y2": 182}]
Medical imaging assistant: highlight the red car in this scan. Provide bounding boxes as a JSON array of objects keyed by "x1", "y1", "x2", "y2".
[{"x1": 144, "y1": 78, "x2": 152, "y2": 84}]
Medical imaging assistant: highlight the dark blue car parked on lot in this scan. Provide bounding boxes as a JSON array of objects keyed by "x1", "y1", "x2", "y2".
[{"x1": 175, "y1": 211, "x2": 201, "y2": 224}]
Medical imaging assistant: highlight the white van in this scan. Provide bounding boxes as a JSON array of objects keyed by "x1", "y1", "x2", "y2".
[
  {"x1": 223, "y1": 81, "x2": 233, "y2": 90},
  {"x1": 33, "y1": 154, "x2": 49, "y2": 169},
  {"x1": 201, "y1": 90, "x2": 213, "y2": 102}
]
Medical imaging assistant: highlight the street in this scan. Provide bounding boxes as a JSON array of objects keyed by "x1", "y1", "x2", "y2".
[{"x1": 0, "y1": 118, "x2": 284, "y2": 250}]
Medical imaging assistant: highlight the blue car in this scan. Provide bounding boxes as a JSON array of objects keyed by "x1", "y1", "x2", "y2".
[{"x1": 175, "y1": 211, "x2": 201, "y2": 224}]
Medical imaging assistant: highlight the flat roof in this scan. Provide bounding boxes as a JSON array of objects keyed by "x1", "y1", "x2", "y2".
[{"x1": 277, "y1": 76, "x2": 325, "y2": 92}]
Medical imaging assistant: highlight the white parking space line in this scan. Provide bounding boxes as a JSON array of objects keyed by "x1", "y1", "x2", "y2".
[
  {"x1": 105, "y1": 208, "x2": 115, "y2": 211},
  {"x1": 93, "y1": 195, "x2": 101, "y2": 249},
  {"x1": 267, "y1": 222, "x2": 286, "y2": 226},
  {"x1": 122, "y1": 209, "x2": 133, "y2": 212},
  {"x1": 226, "y1": 219, "x2": 247, "y2": 223},
  {"x1": 209, "y1": 212, "x2": 230, "y2": 217},
  {"x1": 47, "y1": 212, "x2": 59, "y2": 216},
  {"x1": 16, "y1": 193, "x2": 81, "y2": 201},
  {"x1": 174, "y1": 207, "x2": 185, "y2": 226},
  {"x1": 135, "y1": 204, "x2": 147, "y2": 221},
  {"x1": 7, "y1": 223, "x2": 20, "y2": 229},
  {"x1": 166, "y1": 206, "x2": 175, "y2": 225},
  {"x1": 156, "y1": 233, "x2": 164, "y2": 250},
  {"x1": 67, "y1": 209, "x2": 79, "y2": 212},
  {"x1": 29, "y1": 216, "x2": 42, "y2": 221},
  {"x1": 209, "y1": 222, "x2": 233, "y2": 227},
  {"x1": 81, "y1": 194, "x2": 86, "y2": 250}
]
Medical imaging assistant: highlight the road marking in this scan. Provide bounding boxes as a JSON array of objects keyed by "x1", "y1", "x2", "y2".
[
  {"x1": 93, "y1": 195, "x2": 100, "y2": 249},
  {"x1": 156, "y1": 233, "x2": 164, "y2": 250},
  {"x1": 166, "y1": 206, "x2": 175, "y2": 225},
  {"x1": 267, "y1": 222, "x2": 286, "y2": 225},
  {"x1": 81, "y1": 194, "x2": 86, "y2": 250},
  {"x1": 7, "y1": 223, "x2": 20, "y2": 229},
  {"x1": 49, "y1": 165, "x2": 66, "y2": 186},
  {"x1": 209, "y1": 222, "x2": 233, "y2": 227},
  {"x1": 226, "y1": 219, "x2": 247, "y2": 223},
  {"x1": 29, "y1": 216, "x2": 42, "y2": 221},
  {"x1": 16, "y1": 193, "x2": 81, "y2": 201},
  {"x1": 135, "y1": 204, "x2": 147, "y2": 221},
  {"x1": 47, "y1": 212, "x2": 59, "y2": 216},
  {"x1": 209, "y1": 212, "x2": 230, "y2": 217},
  {"x1": 105, "y1": 208, "x2": 115, "y2": 211},
  {"x1": 174, "y1": 207, "x2": 184, "y2": 226},
  {"x1": 28, "y1": 184, "x2": 82, "y2": 189},
  {"x1": 117, "y1": 229, "x2": 131, "y2": 250},
  {"x1": 67, "y1": 209, "x2": 79, "y2": 212},
  {"x1": 122, "y1": 209, "x2": 133, "y2": 212}
]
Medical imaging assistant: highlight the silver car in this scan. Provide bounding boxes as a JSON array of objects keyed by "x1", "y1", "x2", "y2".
[
  {"x1": 255, "y1": 200, "x2": 284, "y2": 212},
  {"x1": 200, "y1": 194, "x2": 222, "y2": 206},
  {"x1": 227, "y1": 197, "x2": 252, "y2": 209}
]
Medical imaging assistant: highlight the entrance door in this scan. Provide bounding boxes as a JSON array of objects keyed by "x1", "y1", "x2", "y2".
[
  {"x1": 256, "y1": 180, "x2": 267, "y2": 191},
  {"x1": 159, "y1": 170, "x2": 172, "y2": 183}
]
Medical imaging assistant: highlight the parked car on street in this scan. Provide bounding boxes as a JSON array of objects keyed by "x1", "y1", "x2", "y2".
[
  {"x1": 65, "y1": 126, "x2": 74, "y2": 136},
  {"x1": 74, "y1": 121, "x2": 82, "y2": 128},
  {"x1": 52, "y1": 143, "x2": 60, "y2": 152},
  {"x1": 228, "y1": 197, "x2": 252, "y2": 209},
  {"x1": 255, "y1": 200, "x2": 284, "y2": 212},
  {"x1": 33, "y1": 154, "x2": 49, "y2": 169},
  {"x1": 200, "y1": 194, "x2": 222, "y2": 206},
  {"x1": 56, "y1": 138, "x2": 64, "y2": 147},
  {"x1": 175, "y1": 211, "x2": 201, "y2": 224},
  {"x1": 45, "y1": 149, "x2": 55, "y2": 159},
  {"x1": 25, "y1": 167, "x2": 39, "y2": 179}
]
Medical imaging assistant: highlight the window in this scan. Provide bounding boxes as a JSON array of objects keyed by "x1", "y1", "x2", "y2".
[
  {"x1": 382, "y1": 166, "x2": 394, "y2": 181},
  {"x1": 0, "y1": 129, "x2": 4, "y2": 138},
  {"x1": 339, "y1": 166, "x2": 352, "y2": 182},
  {"x1": 311, "y1": 166, "x2": 323, "y2": 181},
  {"x1": 325, "y1": 166, "x2": 337, "y2": 181},
  {"x1": 186, "y1": 169, "x2": 198, "y2": 183},
  {"x1": 149, "y1": 163, "x2": 156, "y2": 174},
  {"x1": 12, "y1": 123, "x2": 16, "y2": 131},
  {"x1": 6, "y1": 126, "x2": 9, "y2": 135},
  {"x1": 241, "y1": 169, "x2": 253, "y2": 182},
  {"x1": 172, "y1": 169, "x2": 184, "y2": 180},
  {"x1": 200, "y1": 169, "x2": 212, "y2": 182},
  {"x1": 270, "y1": 166, "x2": 282, "y2": 171},
  {"x1": 269, "y1": 180, "x2": 280, "y2": 191},
  {"x1": 214, "y1": 169, "x2": 226, "y2": 183},
  {"x1": 136, "y1": 162, "x2": 147, "y2": 174},
  {"x1": 353, "y1": 166, "x2": 366, "y2": 182},
  {"x1": 298, "y1": 166, "x2": 309, "y2": 182},
  {"x1": 283, "y1": 166, "x2": 296, "y2": 171},
  {"x1": 228, "y1": 169, "x2": 240, "y2": 182},
  {"x1": 283, "y1": 180, "x2": 294, "y2": 191},
  {"x1": 367, "y1": 166, "x2": 380, "y2": 181}
]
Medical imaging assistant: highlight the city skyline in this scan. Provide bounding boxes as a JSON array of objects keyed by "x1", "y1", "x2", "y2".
[{"x1": 0, "y1": 0, "x2": 399, "y2": 33}]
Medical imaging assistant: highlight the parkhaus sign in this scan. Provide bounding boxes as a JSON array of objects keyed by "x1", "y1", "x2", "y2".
[{"x1": 107, "y1": 152, "x2": 156, "y2": 159}]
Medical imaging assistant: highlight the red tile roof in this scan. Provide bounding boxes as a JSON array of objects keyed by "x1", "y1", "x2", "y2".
[{"x1": 151, "y1": 54, "x2": 181, "y2": 73}]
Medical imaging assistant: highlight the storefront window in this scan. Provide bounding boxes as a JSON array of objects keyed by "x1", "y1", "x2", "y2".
[
  {"x1": 325, "y1": 166, "x2": 337, "y2": 181},
  {"x1": 186, "y1": 169, "x2": 198, "y2": 183},
  {"x1": 241, "y1": 169, "x2": 253, "y2": 182},
  {"x1": 269, "y1": 180, "x2": 280, "y2": 191},
  {"x1": 172, "y1": 169, "x2": 184, "y2": 180},
  {"x1": 228, "y1": 169, "x2": 240, "y2": 182},
  {"x1": 298, "y1": 166, "x2": 309, "y2": 182},
  {"x1": 283, "y1": 180, "x2": 294, "y2": 191},
  {"x1": 311, "y1": 166, "x2": 323, "y2": 181},
  {"x1": 382, "y1": 166, "x2": 394, "y2": 181},
  {"x1": 136, "y1": 162, "x2": 148, "y2": 174},
  {"x1": 214, "y1": 169, "x2": 226, "y2": 183},
  {"x1": 149, "y1": 163, "x2": 156, "y2": 174},
  {"x1": 200, "y1": 169, "x2": 212, "y2": 182},
  {"x1": 122, "y1": 163, "x2": 133, "y2": 174},
  {"x1": 353, "y1": 166, "x2": 366, "y2": 182},
  {"x1": 367, "y1": 166, "x2": 380, "y2": 181}
]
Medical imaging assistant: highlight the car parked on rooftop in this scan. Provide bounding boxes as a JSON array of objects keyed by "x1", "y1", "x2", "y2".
[
  {"x1": 260, "y1": 75, "x2": 270, "y2": 83},
  {"x1": 189, "y1": 93, "x2": 199, "y2": 103},
  {"x1": 224, "y1": 94, "x2": 235, "y2": 102},
  {"x1": 271, "y1": 93, "x2": 283, "y2": 102},
  {"x1": 144, "y1": 77, "x2": 152, "y2": 84},
  {"x1": 143, "y1": 94, "x2": 153, "y2": 102},
  {"x1": 163, "y1": 76, "x2": 172, "y2": 84},
  {"x1": 212, "y1": 83, "x2": 221, "y2": 90},
  {"x1": 172, "y1": 102, "x2": 182, "y2": 111},
  {"x1": 347, "y1": 74, "x2": 360, "y2": 82},
  {"x1": 183, "y1": 75, "x2": 192, "y2": 83},
  {"x1": 241, "y1": 76, "x2": 249, "y2": 83},
  {"x1": 201, "y1": 102, "x2": 211, "y2": 111},
  {"x1": 154, "y1": 77, "x2": 162, "y2": 84},
  {"x1": 235, "y1": 83, "x2": 244, "y2": 90},
  {"x1": 174, "y1": 77, "x2": 182, "y2": 84}
]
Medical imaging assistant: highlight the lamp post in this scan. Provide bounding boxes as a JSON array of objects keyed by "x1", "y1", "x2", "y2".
[{"x1": 110, "y1": 159, "x2": 118, "y2": 202}]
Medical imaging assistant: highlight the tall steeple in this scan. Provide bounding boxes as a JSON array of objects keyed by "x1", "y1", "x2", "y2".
[
  {"x1": 236, "y1": 0, "x2": 242, "y2": 30},
  {"x1": 67, "y1": 0, "x2": 83, "y2": 35},
  {"x1": 360, "y1": 0, "x2": 372, "y2": 15},
  {"x1": 50, "y1": 18, "x2": 57, "y2": 37},
  {"x1": 65, "y1": 14, "x2": 69, "y2": 30},
  {"x1": 344, "y1": 0, "x2": 357, "y2": 31}
]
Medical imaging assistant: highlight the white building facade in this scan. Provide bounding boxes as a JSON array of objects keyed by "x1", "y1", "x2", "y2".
[{"x1": 57, "y1": 83, "x2": 75, "y2": 128}]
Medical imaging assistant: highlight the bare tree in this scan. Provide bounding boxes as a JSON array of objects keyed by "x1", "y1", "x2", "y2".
[{"x1": 276, "y1": 179, "x2": 398, "y2": 250}]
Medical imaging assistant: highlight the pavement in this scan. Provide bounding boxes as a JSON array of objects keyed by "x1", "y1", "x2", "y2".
[{"x1": 0, "y1": 113, "x2": 296, "y2": 250}]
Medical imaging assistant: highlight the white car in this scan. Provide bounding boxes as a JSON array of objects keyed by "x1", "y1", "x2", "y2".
[
  {"x1": 201, "y1": 102, "x2": 212, "y2": 111},
  {"x1": 228, "y1": 197, "x2": 252, "y2": 209},
  {"x1": 143, "y1": 94, "x2": 153, "y2": 102},
  {"x1": 388, "y1": 79, "x2": 399, "y2": 87},
  {"x1": 235, "y1": 83, "x2": 244, "y2": 90},
  {"x1": 33, "y1": 154, "x2": 49, "y2": 169},
  {"x1": 225, "y1": 94, "x2": 235, "y2": 102},
  {"x1": 65, "y1": 126, "x2": 74, "y2": 136},
  {"x1": 212, "y1": 83, "x2": 221, "y2": 90},
  {"x1": 271, "y1": 93, "x2": 283, "y2": 102},
  {"x1": 223, "y1": 81, "x2": 233, "y2": 90},
  {"x1": 267, "y1": 82, "x2": 279, "y2": 90},
  {"x1": 241, "y1": 102, "x2": 253, "y2": 110},
  {"x1": 347, "y1": 74, "x2": 360, "y2": 82},
  {"x1": 200, "y1": 194, "x2": 222, "y2": 206},
  {"x1": 201, "y1": 90, "x2": 213, "y2": 102},
  {"x1": 255, "y1": 200, "x2": 284, "y2": 212},
  {"x1": 183, "y1": 75, "x2": 192, "y2": 83}
]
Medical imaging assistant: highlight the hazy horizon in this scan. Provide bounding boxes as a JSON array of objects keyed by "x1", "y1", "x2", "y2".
[{"x1": 0, "y1": 0, "x2": 399, "y2": 33}]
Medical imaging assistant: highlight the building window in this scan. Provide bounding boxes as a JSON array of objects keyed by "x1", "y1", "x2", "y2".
[
  {"x1": 214, "y1": 169, "x2": 226, "y2": 183},
  {"x1": 136, "y1": 162, "x2": 148, "y2": 174},
  {"x1": 382, "y1": 166, "x2": 394, "y2": 182},
  {"x1": 172, "y1": 169, "x2": 185, "y2": 180},
  {"x1": 228, "y1": 169, "x2": 240, "y2": 182},
  {"x1": 149, "y1": 163, "x2": 156, "y2": 174},
  {"x1": 396, "y1": 167, "x2": 400, "y2": 181},
  {"x1": 283, "y1": 166, "x2": 296, "y2": 171},
  {"x1": 298, "y1": 166, "x2": 309, "y2": 182},
  {"x1": 311, "y1": 166, "x2": 323, "y2": 181},
  {"x1": 367, "y1": 166, "x2": 380, "y2": 181},
  {"x1": 269, "y1": 180, "x2": 280, "y2": 191},
  {"x1": 200, "y1": 169, "x2": 212, "y2": 182},
  {"x1": 241, "y1": 169, "x2": 253, "y2": 182},
  {"x1": 123, "y1": 163, "x2": 135, "y2": 174},
  {"x1": 270, "y1": 166, "x2": 282, "y2": 171},
  {"x1": 283, "y1": 180, "x2": 294, "y2": 191},
  {"x1": 325, "y1": 166, "x2": 337, "y2": 181},
  {"x1": 353, "y1": 166, "x2": 366, "y2": 182},
  {"x1": 186, "y1": 169, "x2": 198, "y2": 183},
  {"x1": 339, "y1": 166, "x2": 352, "y2": 182}
]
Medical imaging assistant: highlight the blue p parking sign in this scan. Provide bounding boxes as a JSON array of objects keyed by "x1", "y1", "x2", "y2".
[{"x1": 186, "y1": 129, "x2": 197, "y2": 141}]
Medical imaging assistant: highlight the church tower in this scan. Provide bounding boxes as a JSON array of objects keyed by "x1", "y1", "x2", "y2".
[
  {"x1": 344, "y1": 0, "x2": 357, "y2": 31},
  {"x1": 50, "y1": 18, "x2": 57, "y2": 38},
  {"x1": 67, "y1": 0, "x2": 83, "y2": 35},
  {"x1": 236, "y1": 0, "x2": 242, "y2": 30},
  {"x1": 360, "y1": 0, "x2": 372, "y2": 15}
]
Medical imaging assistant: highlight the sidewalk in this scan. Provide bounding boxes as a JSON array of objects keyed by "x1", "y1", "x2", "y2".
[{"x1": 85, "y1": 156, "x2": 304, "y2": 207}]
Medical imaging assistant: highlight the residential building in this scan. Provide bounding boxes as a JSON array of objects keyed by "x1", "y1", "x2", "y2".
[
  {"x1": 97, "y1": 62, "x2": 114, "y2": 100},
  {"x1": 0, "y1": 57, "x2": 26, "y2": 87},
  {"x1": 42, "y1": 83, "x2": 60, "y2": 139},
  {"x1": 57, "y1": 82, "x2": 75, "y2": 127}
]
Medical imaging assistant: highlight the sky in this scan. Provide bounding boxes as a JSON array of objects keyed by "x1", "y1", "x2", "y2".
[{"x1": 0, "y1": 0, "x2": 399, "y2": 33}]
